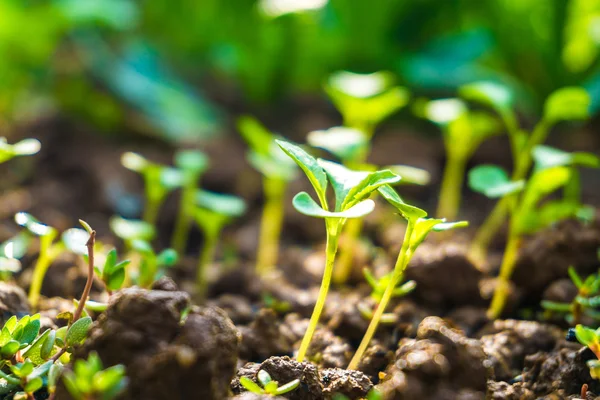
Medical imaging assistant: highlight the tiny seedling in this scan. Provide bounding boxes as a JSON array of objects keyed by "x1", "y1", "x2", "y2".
[
  {"x1": 14, "y1": 213, "x2": 89, "y2": 308},
  {"x1": 192, "y1": 190, "x2": 246, "y2": 293},
  {"x1": 239, "y1": 369, "x2": 299, "y2": 397},
  {"x1": 277, "y1": 139, "x2": 400, "y2": 362},
  {"x1": 130, "y1": 240, "x2": 177, "y2": 289},
  {"x1": 348, "y1": 185, "x2": 467, "y2": 370},
  {"x1": 462, "y1": 84, "x2": 591, "y2": 262},
  {"x1": 363, "y1": 268, "x2": 416, "y2": 303},
  {"x1": 62, "y1": 352, "x2": 127, "y2": 400},
  {"x1": 0, "y1": 137, "x2": 41, "y2": 164},
  {"x1": 94, "y1": 249, "x2": 130, "y2": 294},
  {"x1": 121, "y1": 152, "x2": 184, "y2": 226},
  {"x1": 237, "y1": 115, "x2": 297, "y2": 275},
  {"x1": 542, "y1": 267, "x2": 600, "y2": 325},
  {"x1": 170, "y1": 149, "x2": 209, "y2": 255},
  {"x1": 574, "y1": 325, "x2": 600, "y2": 379}
]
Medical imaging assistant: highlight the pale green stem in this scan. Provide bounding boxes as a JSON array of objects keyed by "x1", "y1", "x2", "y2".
[
  {"x1": 348, "y1": 221, "x2": 414, "y2": 370},
  {"x1": 333, "y1": 218, "x2": 364, "y2": 284},
  {"x1": 171, "y1": 177, "x2": 198, "y2": 255},
  {"x1": 28, "y1": 237, "x2": 56, "y2": 309},
  {"x1": 436, "y1": 152, "x2": 467, "y2": 220},
  {"x1": 487, "y1": 228, "x2": 521, "y2": 319},
  {"x1": 296, "y1": 224, "x2": 340, "y2": 362},
  {"x1": 197, "y1": 228, "x2": 220, "y2": 295},
  {"x1": 256, "y1": 177, "x2": 287, "y2": 276},
  {"x1": 143, "y1": 197, "x2": 162, "y2": 227}
]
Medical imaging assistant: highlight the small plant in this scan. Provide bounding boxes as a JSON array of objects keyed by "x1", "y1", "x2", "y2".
[
  {"x1": 130, "y1": 240, "x2": 177, "y2": 289},
  {"x1": 0, "y1": 137, "x2": 41, "y2": 164},
  {"x1": 462, "y1": 84, "x2": 591, "y2": 262},
  {"x1": 348, "y1": 185, "x2": 467, "y2": 370},
  {"x1": 121, "y1": 152, "x2": 183, "y2": 226},
  {"x1": 363, "y1": 268, "x2": 416, "y2": 303},
  {"x1": 192, "y1": 190, "x2": 246, "y2": 293},
  {"x1": 542, "y1": 267, "x2": 600, "y2": 325},
  {"x1": 574, "y1": 325, "x2": 600, "y2": 379},
  {"x1": 277, "y1": 139, "x2": 400, "y2": 362},
  {"x1": 237, "y1": 115, "x2": 297, "y2": 276},
  {"x1": 94, "y1": 249, "x2": 130, "y2": 294},
  {"x1": 239, "y1": 369, "x2": 299, "y2": 397},
  {"x1": 170, "y1": 149, "x2": 209, "y2": 255},
  {"x1": 62, "y1": 352, "x2": 127, "y2": 400}
]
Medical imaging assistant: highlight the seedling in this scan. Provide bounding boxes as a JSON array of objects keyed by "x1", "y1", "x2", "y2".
[
  {"x1": 121, "y1": 152, "x2": 183, "y2": 226},
  {"x1": 14, "y1": 213, "x2": 89, "y2": 308},
  {"x1": 109, "y1": 215, "x2": 155, "y2": 249},
  {"x1": 130, "y1": 240, "x2": 177, "y2": 289},
  {"x1": 237, "y1": 115, "x2": 297, "y2": 275},
  {"x1": 0, "y1": 137, "x2": 41, "y2": 164},
  {"x1": 62, "y1": 352, "x2": 127, "y2": 400},
  {"x1": 363, "y1": 268, "x2": 416, "y2": 303},
  {"x1": 94, "y1": 249, "x2": 130, "y2": 294},
  {"x1": 542, "y1": 267, "x2": 600, "y2": 325},
  {"x1": 277, "y1": 139, "x2": 400, "y2": 362},
  {"x1": 348, "y1": 185, "x2": 467, "y2": 370},
  {"x1": 239, "y1": 369, "x2": 299, "y2": 396},
  {"x1": 192, "y1": 190, "x2": 246, "y2": 293},
  {"x1": 462, "y1": 84, "x2": 591, "y2": 262},
  {"x1": 574, "y1": 325, "x2": 600, "y2": 379},
  {"x1": 170, "y1": 149, "x2": 209, "y2": 255}
]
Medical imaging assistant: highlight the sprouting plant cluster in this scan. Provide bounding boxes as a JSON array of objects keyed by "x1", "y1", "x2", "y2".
[{"x1": 239, "y1": 369, "x2": 300, "y2": 397}]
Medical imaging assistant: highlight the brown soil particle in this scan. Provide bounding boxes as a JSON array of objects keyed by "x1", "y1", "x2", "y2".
[
  {"x1": 320, "y1": 368, "x2": 373, "y2": 398},
  {"x1": 73, "y1": 287, "x2": 240, "y2": 400},
  {"x1": 239, "y1": 308, "x2": 297, "y2": 361},
  {"x1": 357, "y1": 341, "x2": 394, "y2": 380},
  {"x1": 230, "y1": 393, "x2": 286, "y2": 400},
  {"x1": 486, "y1": 381, "x2": 534, "y2": 400},
  {"x1": 303, "y1": 328, "x2": 353, "y2": 369},
  {"x1": 0, "y1": 282, "x2": 29, "y2": 323}
]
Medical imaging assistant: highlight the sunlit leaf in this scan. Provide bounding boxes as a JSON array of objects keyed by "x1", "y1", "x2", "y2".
[
  {"x1": 378, "y1": 185, "x2": 427, "y2": 221},
  {"x1": 544, "y1": 87, "x2": 590, "y2": 123},
  {"x1": 109, "y1": 216, "x2": 155, "y2": 242},
  {"x1": 14, "y1": 213, "x2": 55, "y2": 237},
  {"x1": 174, "y1": 150, "x2": 208, "y2": 174},
  {"x1": 468, "y1": 165, "x2": 524, "y2": 198},
  {"x1": 292, "y1": 192, "x2": 375, "y2": 219},
  {"x1": 62, "y1": 228, "x2": 89, "y2": 255},
  {"x1": 307, "y1": 127, "x2": 368, "y2": 161},
  {"x1": 196, "y1": 190, "x2": 246, "y2": 217}
]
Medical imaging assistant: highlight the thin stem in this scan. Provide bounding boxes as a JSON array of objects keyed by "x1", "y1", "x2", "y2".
[
  {"x1": 171, "y1": 178, "x2": 198, "y2": 255},
  {"x1": 197, "y1": 229, "x2": 220, "y2": 295},
  {"x1": 296, "y1": 227, "x2": 340, "y2": 362},
  {"x1": 348, "y1": 221, "x2": 414, "y2": 370},
  {"x1": 143, "y1": 198, "x2": 161, "y2": 227},
  {"x1": 73, "y1": 230, "x2": 96, "y2": 322},
  {"x1": 28, "y1": 236, "x2": 55, "y2": 309},
  {"x1": 333, "y1": 218, "x2": 364, "y2": 284},
  {"x1": 436, "y1": 153, "x2": 467, "y2": 220},
  {"x1": 256, "y1": 178, "x2": 287, "y2": 276},
  {"x1": 487, "y1": 231, "x2": 521, "y2": 319}
]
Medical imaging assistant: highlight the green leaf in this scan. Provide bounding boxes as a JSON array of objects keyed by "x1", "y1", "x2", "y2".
[
  {"x1": 196, "y1": 190, "x2": 246, "y2": 217},
  {"x1": 237, "y1": 115, "x2": 274, "y2": 155},
  {"x1": 459, "y1": 81, "x2": 514, "y2": 112},
  {"x1": 328, "y1": 71, "x2": 395, "y2": 98},
  {"x1": 384, "y1": 165, "x2": 431, "y2": 186},
  {"x1": 62, "y1": 228, "x2": 89, "y2": 255},
  {"x1": 103, "y1": 249, "x2": 118, "y2": 273},
  {"x1": 106, "y1": 269, "x2": 126, "y2": 291},
  {"x1": 157, "y1": 249, "x2": 178, "y2": 267},
  {"x1": 533, "y1": 145, "x2": 600, "y2": 171},
  {"x1": 109, "y1": 216, "x2": 155, "y2": 242},
  {"x1": 0, "y1": 257, "x2": 20, "y2": 274},
  {"x1": 239, "y1": 376, "x2": 265, "y2": 394},
  {"x1": 19, "y1": 318, "x2": 40, "y2": 345},
  {"x1": 24, "y1": 376, "x2": 43, "y2": 393},
  {"x1": 575, "y1": 324, "x2": 597, "y2": 346},
  {"x1": 0, "y1": 138, "x2": 41, "y2": 163},
  {"x1": 432, "y1": 221, "x2": 469, "y2": 232},
  {"x1": 409, "y1": 218, "x2": 446, "y2": 249},
  {"x1": 1, "y1": 340, "x2": 20, "y2": 358},
  {"x1": 257, "y1": 370, "x2": 272, "y2": 386},
  {"x1": 468, "y1": 165, "x2": 525, "y2": 198},
  {"x1": 62, "y1": 372, "x2": 82, "y2": 400},
  {"x1": 174, "y1": 150, "x2": 208, "y2": 175},
  {"x1": 247, "y1": 151, "x2": 297, "y2": 180},
  {"x1": 66, "y1": 317, "x2": 93, "y2": 346},
  {"x1": 424, "y1": 98, "x2": 467, "y2": 125},
  {"x1": 378, "y1": 185, "x2": 427, "y2": 221},
  {"x1": 276, "y1": 140, "x2": 328, "y2": 206},
  {"x1": 292, "y1": 192, "x2": 375, "y2": 219},
  {"x1": 543, "y1": 87, "x2": 590, "y2": 123},
  {"x1": 275, "y1": 379, "x2": 300, "y2": 395},
  {"x1": 120, "y1": 152, "x2": 148, "y2": 173},
  {"x1": 92, "y1": 365, "x2": 126, "y2": 393},
  {"x1": 541, "y1": 300, "x2": 572, "y2": 312},
  {"x1": 14, "y1": 213, "x2": 56, "y2": 237},
  {"x1": 48, "y1": 363, "x2": 62, "y2": 392},
  {"x1": 340, "y1": 168, "x2": 401, "y2": 210},
  {"x1": 307, "y1": 127, "x2": 368, "y2": 162},
  {"x1": 159, "y1": 167, "x2": 185, "y2": 190},
  {"x1": 40, "y1": 330, "x2": 56, "y2": 360},
  {"x1": 0, "y1": 232, "x2": 30, "y2": 259},
  {"x1": 569, "y1": 266, "x2": 584, "y2": 289}
]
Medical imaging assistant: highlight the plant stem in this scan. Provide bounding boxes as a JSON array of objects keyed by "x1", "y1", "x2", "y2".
[
  {"x1": 296, "y1": 227, "x2": 340, "y2": 362},
  {"x1": 28, "y1": 236, "x2": 55, "y2": 309},
  {"x1": 348, "y1": 221, "x2": 414, "y2": 370},
  {"x1": 171, "y1": 180, "x2": 197, "y2": 255},
  {"x1": 256, "y1": 177, "x2": 287, "y2": 276},
  {"x1": 197, "y1": 229, "x2": 219, "y2": 296},
  {"x1": 73, "y1": 231, "x2": 95, "y2": 324},
  {"x1": 333, "y1": 217, "x2": 364, "y2": 284},
  {"x1": 487, "y1": 231, "x2": 521, "y2": 319},
  {"x1": 436, "y1": 153, "x2": 467, "y2": 220},
  {"x1": 143, "y1": 198, "x2": 161, "y2": 227}
]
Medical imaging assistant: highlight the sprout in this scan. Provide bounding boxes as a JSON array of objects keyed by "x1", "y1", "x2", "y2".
[
  {"x1": 130, "y1": 240, "x2": 178, "y2": 289},
  {"x1": 574, "y1": 325, "x2": 600, "y2": 379},
  {"x1": 193, "y1": 190, "x2": 246, "y2": 294},
  {"x1": 239, "y1": 369, "x2": 300, "y2": 396},
  {"x1": 237, "y1": 116, "x2": 296, "y2": 276},
  {"x1": 121, "y1": 152, "x2": 184, "y2": 225},
  {"x1": 347, "y1": 185, "x2": 467, "y2": 370},
  {"x1": 109, "y1": 216, "x2": 155, "y2": 249},
  {"x1": 0, "y1": 137, "x2": 41, "y2": 164},
  {"x1": 63, "y1": 352, "x2": 127, "y2": 400},
  {"x1": 170, "y1": 149, "x2": 209, "y2": 255},
  {"x1": 276, "y1": 139, "x2": 400, "y2": 362},
  {"x1": 94, "y1": 249, "x2": 130, "y2": 294}
]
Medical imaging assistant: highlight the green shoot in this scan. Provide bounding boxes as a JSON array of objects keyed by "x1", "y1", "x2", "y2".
[
  {"x1": 0, "y1": 137, "x2": 41, "y2": 164},
  {"x1": 121, "y1": 152, "x2": 184, "y2": 226},
  {"x1": 170, "y1": 149, "x2": 209, "y2": 255},
  {"x1": 130, "y1": 240, "x2": 177, "y2": 289},
  {"x1": 359, "y1": 268, "x2": 415, "y2": 324},
  {"x1": 463, "y1": 84, "x2": 591, "y2": 263},
  {"x1": 348, "y1": 185, "x2": 467, "y2": 370},
  {"x1": 237, "y1": 116, "x2": 297, "y2": 276},
  {"x1": 239, "y1": 369, "x2": 300, "y2": 396},
  {"x1": 109, "y1": 216, "x2": 155, "y2": 250},
  {"x1": 277, "y1": 139, "x2": 400, "y2": 362},
  {"x1": 94, "y1": 249, "x2": 130, "y2": 294},
  {"x1": 574, "y1": 325, "x2": 600, "y2": 379},
  {"x1": 542, "y1": 267, "x2": 600, "y2": 326},
  {"x1": 63, "y1": 352, "x2": 127, "y2": 400},
  {"x1": 14, "y1": 212, "x2": 89, "y2": 308},
  {"x1": 193, "y1": 190, "x2": 246, "y2": 294}
]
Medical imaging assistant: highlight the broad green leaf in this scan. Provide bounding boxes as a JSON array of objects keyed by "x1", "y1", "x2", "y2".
[
  {"x1": 409, "y1": 218, "x2": 446, "y2": 249},
  {"x1": 109, "y1": 216, "x2": 155, "y2": 242},
  {"x1": 468, "y1": 165, "x2": 524, "y2": 198},
  {"x1": 157, "y1": 249, "x2": 178, "y2": 267},
  {"x1": 264, "y1": 381, "x2": 278, "y2": 393},
  {"x1": 384, "y1": 165, "x2": 431, "y2": 186},
  {"x1": 459, "y1": 81, "x2": 514, "y2": 112},
  {"x1": 0, "y1": 232, "x2": 30, "y2": 259},
  {"x1": 378, "y1": 185, "x2": 427, "y2": 221},
  {"x1": 62, "y1": 228, "x2": 89, "y2": 255},
  {"x1": 518, "y1": 166, "x2": 571, "y2": 218},
  {"x1": 107, "y1": 269, "x2": 126, "y2": 291},
  {"x1": 292, "y1": 192, "x2": 375, "y2": 219},
  {"x1": 276, "y1": 140, "x2": 328, "y2": 205},
  {"x1": 103, "y1": 249, "x2": 118, "y2": 272},
  {"x1": 307, "y1": 127, "x2": 368, "y2": 161},
  {"x1": 342, "y1": 169, "x2": 401, "y2": 210},
  {"x1": 237, "y1": 115, "x2": 274, "y2": 155},
  {"x1": 317, "y1": 159, "x2": 369, "y2": 211},
  {"x1": 23, "y1": 329, "x2": 52, "y2": 365},
  {"x1": 174, "y1": 150, "x2": 208, "y2": 174},
  {"x1": 93, "y1": 365, "x2": 126, "y2": 393},
  {"x1": 543, "y1": 87, "x2": 590, "y2": 123},
  {"x1": 1, "y1": 340, "x2": 19, "y2": 358},
  {"x1": 62, "y1": 373, "x2": 82, "y2": 400},
  {"x1": 424, "y1": 98, "x2": 466, "y2": 125},
  {"x1": 14, "y1": 213, "x2": 56, "y2": 237},
  {"x1": 19, "y1": 318, "x2": 40, "y2": 345},
  {"x1": 575, "y1": 324, "x2": 597, "y2": 346},
  {"x1": 327, "y1": 71, "x2": 395, "y2": 98},
  {"x1": 196, "y1": 190, "x2": 246, "y2": 217},
  {"x1": 66, "y1": 317, "x2": 93, "y2": 346},
  {"x1": 239, "y1": 376, "x2": 265, "y2": 394},
  {"x1": 40, "y1": 330, "x2": 56, "y2": 360},
  {"x1": 24, "y1": 376, "x2": 43, "y2": 393},
  {"x1": 533, "y1": 145, "x2": 600, "y2": 171},
  {"x1": 3, "y1": 316, "x2": 17, "y2": 335}
]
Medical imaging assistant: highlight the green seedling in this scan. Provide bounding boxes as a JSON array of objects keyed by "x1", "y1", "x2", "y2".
[
  {"x1": 348, "y1": 185, "x2": 467, "y2": 370},
  {"x1": 237, "y1": 115, "x2": 297, "y2": 276},
  {"x1": 239, "y1": 369, "x2": 300, "y2": 397},
  {"x1": 461, "y1": 84, "x2": 590, "y2": 263},
  {"x1": 14, "y1": 213, "x2": 89, "y2": 308},
  {"x1": 62, "y1": 352, "x2": 127, "y2": 400},
  {"x1": 170, "y1": 149, "x2": 209, "y2": 255},
  {"x1": 130, "y1": 240, "x2": 177, "y2": 289},
  {"x1": 94, "y1": 249, "x2": 130, "y2": 294},
  {"x1": 358, "y1": 268, "x2": 415, "y2": 324},
  {"x1": 121, "y1": 152, "x2": 184, "y2": 226},
  {"x1": 574, "y1": 325, "x2": 600, "y2": 379},
  {"x1": 542, "y1": 267, "x2": 600, "y2": 325},
  {"x1": 276, "y1": 139, "x2": 400, "y2": 362},
  {"x1": 0, "y1": 137, "x2": 40, "y2": 164},
  {"x1": 193, "y1": 190, "x2": 246, "y2": 293},
  {"x1": 109, "y1": 215, "x2": 155, "y2": 250}
]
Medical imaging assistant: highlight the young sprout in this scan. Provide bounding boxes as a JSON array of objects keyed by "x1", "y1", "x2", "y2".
[
  {"x1": 94, "y1": 249, "x2": 130, "y2": 294},
  {"x1": 542, "y1": 267, "x2": 600, "y2": 326},
  {"x1": 237, "y1": 116, "x2": 297, "y2": 276},
  {"x1": 192, "y1": 190, "x2": 246, "y2": 293},
  {"x1": 239, "y1": 369, "x2": 300, "y2": 397},
  {"x1": 170, "y1": 150, "x2": 209, "y2": 255},
  {"x1": 277, "y1": 139, "x2": 400, "y2": 362},
  {"x1": 574, "y1": 325, "x2": 600, "y2": 379},
  {"x1": 62, "y1": 352, "x2": 127, "y2": 400},
  {"x1": 0, "y1": 137, "x2": 41, "y2": 164},
  {"x1": 14, "y1": 213, "x2": 89, "y2": 308},
  {"x1": 462, "y1": 84, "x2": 591, "y2": 262},
  {"x1": 109, "y1": 216, "x2": 155, "y2": 250},
  {"x1": 348, "y1": 185, "x2": 467, "y2": 370},
  {"x1": 358, "y1": 268, "x2": 416, "y2": 323},
  {"x1": 121, "y1": 152, "x2": 183, "y2": 226},
  {"x1": 419, "y1": 97, "x2": 500, "y2": 221},
  {"x1": 130, "y1": 240, "x2": 177, "y2": 289}
]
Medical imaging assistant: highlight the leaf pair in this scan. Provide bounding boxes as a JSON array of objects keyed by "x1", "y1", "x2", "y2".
[
  {"x1": 63, "y1": 352, "x2": 127, "y2": 400},
  {"x1": 94, "y1": 249, "x2": 130, "y2": 292},
  {"x1": 193, "y1": 190, "x2": 247, "y2": 235},
  {"x1": 239, "y1": 369, "x2": 299, "y2": 396}
]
